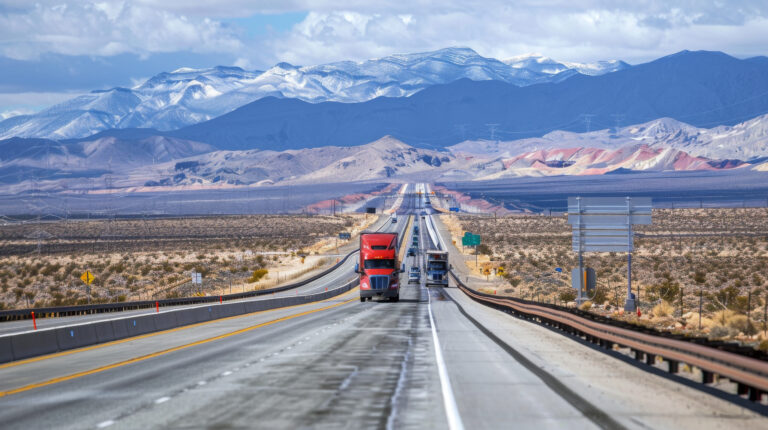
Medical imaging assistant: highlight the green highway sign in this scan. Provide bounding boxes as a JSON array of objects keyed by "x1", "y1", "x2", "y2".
[{"x1": 462, "y1": 232, "x2": 481, "y2": 246}]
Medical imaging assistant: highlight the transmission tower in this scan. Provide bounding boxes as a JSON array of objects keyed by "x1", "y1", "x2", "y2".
[
  {"x1": 610, "y1": 114, "x2": 625, "y2": 135},
  {"x1": 485, "y1": 123, "x2": 500, "y2": 141}
]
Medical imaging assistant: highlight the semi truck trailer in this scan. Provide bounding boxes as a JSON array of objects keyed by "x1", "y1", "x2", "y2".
[
  {"x1": 425, "y1": 250, "x2": 449, "y2": 287},
  {"x1": 356, "y1": 232, "x2": 402, "y2": 302}
]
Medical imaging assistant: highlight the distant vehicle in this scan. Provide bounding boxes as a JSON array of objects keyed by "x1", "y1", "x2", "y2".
[
  {"x1": 425, "y1": 199, "x2": 431, "y2": 205},
  {"x1": 412, "y1": 236, "x2": 419, "y2": 247},
  {"x1": 413, "y1": 225, "x2": 419, "y2": 234},
  {"x1": 425, "y1": 251, "x2": 450, "y2": 287},
  {"x1": 407, "y1": 247, "x2": 416, "y2": 256},
  {"x1": 356, "y1": 232, "x2": 402, "y2": 302},
  {"x1": 408, "y1": 266, "x2": 421, "y2": 283},
  {"x1": 420, "y1": 211, "x2": 427, "y2": 217},
  {"x1": 391, "y1": 215, "x2": 397, "y2": 223}
]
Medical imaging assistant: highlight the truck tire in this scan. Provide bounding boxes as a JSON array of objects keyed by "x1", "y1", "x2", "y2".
[{"x1": 360, "y1": 297, "x2": 365, "y2": 303}]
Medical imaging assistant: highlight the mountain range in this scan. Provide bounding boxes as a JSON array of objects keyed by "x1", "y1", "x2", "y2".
[
  {"x1": 147, "y1": 50, "x2": 768, "y2": 152},
  {"x1": 450, "y1": 114, "x2": 768, "y2": 161},
  {"x1": 0, "y1": 48, "x2": 627, "y2": 140}
]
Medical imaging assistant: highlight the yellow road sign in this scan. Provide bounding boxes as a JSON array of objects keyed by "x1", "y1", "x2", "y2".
[{"x1": 80, "y1": 270, "x2": 94, "y2": 285}]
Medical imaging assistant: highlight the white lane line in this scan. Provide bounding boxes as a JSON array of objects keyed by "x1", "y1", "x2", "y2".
[
  {"x1": 154, "y1": 396, "x2": 171, "y2": 404},
  {"x1": 96, "y1": 420, "x2": 115, "y2": 428},
  {"x1": 426, "y1": 288, "x2": 465, "y2": 430},
  {"x1": 221, "y1": 371, "x2": 232, "y2": 376}
]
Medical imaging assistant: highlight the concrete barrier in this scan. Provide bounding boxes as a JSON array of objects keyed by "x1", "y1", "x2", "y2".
[
  {"x1": 125, "y1": 315, "x2": 157, "y2": 337},
  {"x1": 0, "y1": 336, "x2": 14, "y2": 363},
  {"x1": 154, "y1": 312, "x2": 179, "y2": 331},
  {"x1": 55, "y1": 324, "x2": 98, "y2": 351},
  {"x1": 10, "y1": 330, "x2": 59, "y2": 361},
  {"x1": 92, "y1": 321, "x2": 117, "y2": 343},
  {"x1": 0, "y1": 282, "x2": 357, "y2": 364},
  {"x1": 111, "y1": 319, "x2": 130, "y2": 340}
]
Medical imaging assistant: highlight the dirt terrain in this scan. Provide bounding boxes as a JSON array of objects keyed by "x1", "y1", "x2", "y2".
[
  {"x1": 445, "y1": 208, "x2": 768, "y2": 348},
  {"x1": 0, "y1": 214, "x2": 376, "y2": 309}
]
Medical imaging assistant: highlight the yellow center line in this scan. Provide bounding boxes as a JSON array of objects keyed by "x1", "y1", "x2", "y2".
[
  {"x1": 399, "y1": 215, "x2": 414, "y2": 262},
  {"x1": 0, "y1": 293, "x2": 359, "y2": 398},
  {"x1": 0, "y1": 286, "x2": 358, "y2": 370}
]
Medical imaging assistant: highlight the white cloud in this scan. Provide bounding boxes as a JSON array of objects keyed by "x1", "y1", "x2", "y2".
[
  {"x1": 0, "y1": 0, "x2": 767, "y2": 67},
  {"x1": 0, "y1": 2, "x2": 245, "y2": 60}
]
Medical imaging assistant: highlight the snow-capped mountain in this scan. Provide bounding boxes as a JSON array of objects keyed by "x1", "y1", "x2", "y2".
[
  {"x1": 0, "y1": 47, "x2": 628, "y2": 140},
  {"x1": 503, "y1": 54, "x2": 628, "y2": 78},
  {"x1": 449, "y1": 114, "x2": 768, "y2": 161}
]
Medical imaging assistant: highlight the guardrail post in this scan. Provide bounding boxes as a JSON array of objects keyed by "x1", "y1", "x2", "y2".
[
  {"x1": 749, "y1": 387, "x2": 763, "y2": 402},
  {"x1": 738, "y1": 383, "x2": 749, "y2": 396},
  {"x1": 645, "y1": 353, "x2": 656, "y2": 366},
  {"x1": 701, "y1": 370, "x2": 714, "y2": 384},
  {"x1": 632, "y1": 349, "x2": 643, "y2": 361},
  {"x1": 667, "y1": 360, "x2": 679, "y2": 374}
]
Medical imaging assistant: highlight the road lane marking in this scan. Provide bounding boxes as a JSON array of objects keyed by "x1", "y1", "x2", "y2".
[
  {"x1": 0, "y1": 295, "x2": 358, "y2": 397},
  {"x1": 0, "y1": 287, "x2": 358, "y2": 370},
  {"x1": 427, "y1": 287, "x2": 465, "y2": 430}
]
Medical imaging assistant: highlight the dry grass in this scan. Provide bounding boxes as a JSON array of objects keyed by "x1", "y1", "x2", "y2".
[
  {"x1": 0, "y1": 214, "x2": 369, "y2": 309},
  {"x1": 449, "y1": 208, "x2": 768, "y2": 345}
]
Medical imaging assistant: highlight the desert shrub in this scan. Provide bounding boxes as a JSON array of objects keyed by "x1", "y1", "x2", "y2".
[
  {"x1": 249, "y1": 269, "x2": 268, "y2": 283},
  {"x1": 757, "y1": 340, "x2": 768, "y2": 352},
  {"x1": 647, "y1": 278, "x2": 680, "y2": 303},
  {"x1": 590, "y1": 287, "x2": 607, "y2": 305},
  {"x1": 709, "y1": 325, "x2": 730, "y2": 338},
  {"x1": 559, "y1": 291, "x2": 576, "y2": 303},
  {"x1": 579, "y1": 301, "x2": 592, "y2": 311},
  {"x1": 652, "y1": 301, "x2": 674, "y2": 318},
  {"x1": 727, "y1": 315, "x2": 756, "y2": 335}
]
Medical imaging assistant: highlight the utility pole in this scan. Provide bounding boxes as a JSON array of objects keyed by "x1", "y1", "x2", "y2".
[
  {"x1": 610, "y1": 113, "x2": 625, "y2": 135},
  {"x1": 582, "y1": 114, "x2": 595, "y2": 133},
  {"x1": 485, "y1": 123, "x2": 499, "y2": 142}
]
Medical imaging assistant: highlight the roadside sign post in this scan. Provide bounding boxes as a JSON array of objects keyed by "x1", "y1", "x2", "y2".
[
  {"x1": 568, "y1": 196, "x2": 651, "y2": 310},
  {"x1": 462, "y1": 232, "x2": 481, "y2": 268},
  {"x1": 80, "y1": 270, "x2": 94, "y2": 304}
]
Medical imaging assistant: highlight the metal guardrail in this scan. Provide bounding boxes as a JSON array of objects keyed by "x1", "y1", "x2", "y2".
[{"x1": 449, "y1": 270, "x2": 768, "y2": 403}]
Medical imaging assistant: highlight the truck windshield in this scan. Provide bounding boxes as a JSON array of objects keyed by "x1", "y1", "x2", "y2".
[
  {"x1": 364, "y1": 259, "x2": 395, "y2": 269},
  {"x1": 428, "y1": 262, "x2": 447, "y2": 271}
]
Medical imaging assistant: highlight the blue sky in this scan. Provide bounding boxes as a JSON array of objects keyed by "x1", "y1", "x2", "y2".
[{"x1": 1, "y1": 1, "x2": 767, "y2": 116}]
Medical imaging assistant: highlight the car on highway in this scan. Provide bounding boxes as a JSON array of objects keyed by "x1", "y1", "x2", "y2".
[
  {"x1": 413, "y1": 225, "x2": 419, "y2": 234},
  {"x1": 420, "y1": 211, "x2": 426, "y2": 217},
  {"x1": 391, "y1": 215, "x2": 397, "y2": 223},
  {"x1": 408, "y1": 266, "x2": 421, "y2": 283}
]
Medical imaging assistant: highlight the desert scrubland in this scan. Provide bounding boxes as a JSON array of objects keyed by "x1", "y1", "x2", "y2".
[
  {"x1": 0, "y1": 214, "x2": 375, "y2": 310},
  {"x1": 446, "y1": 208, "x2": 768, "y2": 347}
]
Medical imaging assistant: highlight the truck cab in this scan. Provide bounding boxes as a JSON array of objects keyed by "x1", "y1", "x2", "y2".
[
  {"x1": 356, "y1": 232, "x2": 401, "y2": 302},
  {"x1": 425, "y1": 251, "x2": 449, "y2": 287}
]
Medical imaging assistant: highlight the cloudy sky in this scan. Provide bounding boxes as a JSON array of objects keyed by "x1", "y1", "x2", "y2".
[{"x1": 1, "y1": 0, "x2": 767, "y2": 115}]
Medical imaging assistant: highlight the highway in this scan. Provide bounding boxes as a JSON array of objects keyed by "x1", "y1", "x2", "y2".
[{"x1": 0, "y1": 183, "x2": 765, "y2": 428}]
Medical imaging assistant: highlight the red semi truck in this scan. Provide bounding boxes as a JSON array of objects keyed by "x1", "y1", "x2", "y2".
[{"x1": 356, "y1": 232, "x2": 402, "y2": 302}]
